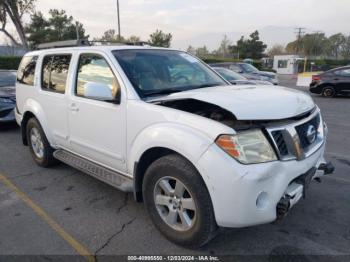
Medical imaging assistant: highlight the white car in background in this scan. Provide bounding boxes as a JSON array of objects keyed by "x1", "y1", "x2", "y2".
[{"x1": 15, "y1": 41, "x2": 333, "y2": 248}]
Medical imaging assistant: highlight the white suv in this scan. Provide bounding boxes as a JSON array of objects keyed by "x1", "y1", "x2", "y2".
[{"x1": 15, "y1": 42, "x2": 334, "y2": 248}]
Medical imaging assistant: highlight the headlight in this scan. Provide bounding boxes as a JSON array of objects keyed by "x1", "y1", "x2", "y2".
[
  {"x1": 0, "y1": 97, "x2": 13, "y2": 103},
  {"x1": 215, "y1": 130, "x2": 277, "y2": 164}
]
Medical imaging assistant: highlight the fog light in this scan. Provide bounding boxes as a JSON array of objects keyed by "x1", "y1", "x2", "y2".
[{"x1": 256, "y1": 191, "x2": 269, "y2": 209}]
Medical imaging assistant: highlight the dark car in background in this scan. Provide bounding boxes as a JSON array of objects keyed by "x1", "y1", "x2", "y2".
[
  {"x1": 210, "y1": 62, "x2": 278, "y2": 85},
  {"x1": 310, "y1": 66, "x2": 350, "y2": 97},
  {"x1": 212, "y1": 67, "x2": 272, "y2": 85},
  {"x1": 0, "y1": 86, "x2": 16, "y2": 123},
  {"x1": 0, "y1": 69, "x2": 17, "y2": 123}
]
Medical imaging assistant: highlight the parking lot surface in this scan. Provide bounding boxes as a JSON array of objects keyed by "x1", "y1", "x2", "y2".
[{"x1": 0, "y1": 75, "x2": 350, "y2": 260}]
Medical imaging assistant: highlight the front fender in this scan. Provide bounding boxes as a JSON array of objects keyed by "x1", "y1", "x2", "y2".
[
  {"x1": 128, "y1": 122, "x2": 213, "y2": 174},
  {"x1": 22, "y1": 98, "x2": 54, "y2": 145}
]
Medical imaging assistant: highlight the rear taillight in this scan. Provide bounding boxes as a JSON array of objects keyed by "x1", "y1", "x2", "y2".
[{"x1": 312, "y1": 75, "x2": 321, "y2": 81}]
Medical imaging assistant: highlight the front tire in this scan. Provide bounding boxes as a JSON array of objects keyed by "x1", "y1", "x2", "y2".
[
  {"x1": 322, "y1": 86, "x2": 336, "y2": 98},
  {"x1": 26, "y1": 118, "x2": 57, "y2": 167},
  {"x1": 143, "y1": 154, "x2": 217, "y2": 248}
]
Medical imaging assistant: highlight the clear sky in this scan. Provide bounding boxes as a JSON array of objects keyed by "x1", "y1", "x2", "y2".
[{"x1": 2, "y1": 0, "x2": 350, "y2": 50}]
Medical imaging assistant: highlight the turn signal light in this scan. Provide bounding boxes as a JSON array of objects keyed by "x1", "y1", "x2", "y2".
[{"x1": 215, "y1": 135, "x2": 240, "y2": 157}]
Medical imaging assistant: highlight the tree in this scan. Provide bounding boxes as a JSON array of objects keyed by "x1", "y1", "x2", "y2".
[
  {"x1": 196, "y1": 46, "x2": 209, "y2": 58},
  {"x1": 285, "y1": 32, "x2": 346, "y2": 58},
  {"x1": 327, "y1": 33, "x2": 346, "y2": 59},
  {"x1": 230, "y1": 30, "x2": 267, "y2": 59},
  {"x1": 0, "y1": 0, "x2": 36, "y2": 48},
  {"x1": 341, "y1": 35, "x2": 350, "y2": 59},
  {"x1": 94, "y1": 30, "x2": 142, "y2": 44},
  {"x1": 216, "y1": 35, "x2": 231, "y2": 58},
  {"x1": 267, "y1": 44, "x2": 285, "y2": 57},
  {"x1": 186, "y1": 45, "x2": 196, "y2": 55},
  {"x1": 246, "y1": 30, "x2": 267, "y2": 59},
  {"x1": 95, "y1": 29, "x2": 124, "y2": 42},
  {"x1": 126, "y1": 35, "x2": 141, "y2": 44},
  {"x1": 149, "y1": 29, "x2": 172, "y2": 48},
  {"x1": 26, "y1": 9, "x2": 88, "y2": 48},
  {"x1": 285, "y1": 40, "x2": 298, "y2": 54},
  {"x1": 302, "y1": 33, "x2": 328, "y2": 57}
]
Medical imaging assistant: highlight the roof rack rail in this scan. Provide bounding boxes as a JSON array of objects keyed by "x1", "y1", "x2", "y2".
[
  {"x1": 89, "y1": 40, "x2": 150, "y2": 46},
  {"x1": 37, "y1": 39, "x2": 90, "y2": 50},
  {"x1": 36, "y1": 39, "x2": 151, "y2": 50}
]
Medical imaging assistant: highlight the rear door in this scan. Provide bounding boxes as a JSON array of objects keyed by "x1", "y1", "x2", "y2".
[
  {"x1": 67, "y1": 51, "x2": 127, "y2": 173},
  {"x1": 333, "y1": 68, "x2": 350, "y2": 93}
]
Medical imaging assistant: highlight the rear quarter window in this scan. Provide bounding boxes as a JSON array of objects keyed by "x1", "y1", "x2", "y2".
[
  {"x1": 17, "y1": 56, "x2": 38, "y2": 86},
  {"x1": 41, "y1": 54, "x2": 72, "y2": 94}
]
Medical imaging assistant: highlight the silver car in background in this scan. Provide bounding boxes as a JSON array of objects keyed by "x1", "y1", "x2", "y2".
[{"x1": 212, "y1": 67, "x2": 273, "y2": 85}]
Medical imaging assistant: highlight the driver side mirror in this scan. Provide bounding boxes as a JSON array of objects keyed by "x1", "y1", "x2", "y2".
[{"x1": 84, "y1": 82, "x2": 120, "y2": 104}]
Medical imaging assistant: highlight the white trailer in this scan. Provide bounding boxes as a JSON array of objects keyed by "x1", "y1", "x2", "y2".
[{"x1": 273, "y1": 55, "x2": 300, "y2": 75}]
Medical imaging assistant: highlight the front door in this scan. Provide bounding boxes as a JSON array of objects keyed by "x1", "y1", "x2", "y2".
[{"x1": 68, "y1": 52, "x2": 127, "y2": 173}]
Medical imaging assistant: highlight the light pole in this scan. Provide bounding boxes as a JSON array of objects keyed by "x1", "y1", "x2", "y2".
[{"x1": 116, "y1": 0, "x2": 121, "y2": 40}]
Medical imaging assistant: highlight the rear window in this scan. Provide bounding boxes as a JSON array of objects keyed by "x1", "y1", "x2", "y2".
[
  {"x1": 17, "y1": 56, "x2": 38, "y2": 86},
  {"x1": 42, "y1": 54, "x2": 72, "y2": 94}
]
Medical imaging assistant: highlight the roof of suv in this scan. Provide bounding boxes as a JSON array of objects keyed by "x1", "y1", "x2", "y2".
[{"x1": 24, "y1": 45, "x2": 180, "y2": 56}]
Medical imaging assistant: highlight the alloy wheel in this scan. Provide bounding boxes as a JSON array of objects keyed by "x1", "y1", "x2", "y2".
[
  {"x1": 30, "y1": 127, "x2": 44, "y2": 159},
  {"x1": 154, "y1": 176, "x2": 197, "y2": 231}
]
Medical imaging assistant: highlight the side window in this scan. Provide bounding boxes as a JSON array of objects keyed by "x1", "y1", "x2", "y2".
[
  {"x1": 278, "y1": 60, "x2": 288, "y2": 68},
  {"x1": 335, "y1": 69, "x2": 350, "y2": 77},
  {"x1": 42, "y1": 54, "x2": 71, "y2": 94},
  {"x1": 17, "y1": 56, "x2": 38, "y2": 85},
  {"x1": 76, "y1": 54, "x2": 120, "y2": 100}
]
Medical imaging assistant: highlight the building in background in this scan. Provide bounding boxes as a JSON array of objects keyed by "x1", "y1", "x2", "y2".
[{"x1": 273, "y1": 55, "x2": 300, "y2": 75}]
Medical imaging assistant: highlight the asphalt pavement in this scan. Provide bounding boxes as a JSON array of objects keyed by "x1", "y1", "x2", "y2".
[{"x1": 0, "y1": 74, "x2": 349, "y2": 261}]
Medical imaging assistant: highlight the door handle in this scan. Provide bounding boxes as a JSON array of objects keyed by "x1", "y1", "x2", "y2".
[{"x1": 69, "y1": 104, "x2": 79, "y2": 112}]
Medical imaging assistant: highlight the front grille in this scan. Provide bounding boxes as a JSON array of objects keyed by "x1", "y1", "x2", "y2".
[
  {"x1": 267, "y1": 110, "x2": 324, "y2": 161},
  {"x1": 271, "y1": 130, "x2": 288, "y2": 156},
  {"x1": 295, "y1": 114, "x2": 321, "y2": 149},
  {"x1": 0, "y1": 108, "x2": 13, "y2": 118}
]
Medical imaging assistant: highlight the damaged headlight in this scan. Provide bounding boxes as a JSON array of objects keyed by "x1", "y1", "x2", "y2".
[{"x1": 215, "y1": 130, "x2": 277, "y2": 164}]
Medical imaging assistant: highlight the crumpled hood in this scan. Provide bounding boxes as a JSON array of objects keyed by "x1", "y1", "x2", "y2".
[
  {"x1": 151, "y1": 85, "x2": 315, "y2": 120},
  {"x1": 0, "y1": 86, "x2": 15, "y2": 98}
]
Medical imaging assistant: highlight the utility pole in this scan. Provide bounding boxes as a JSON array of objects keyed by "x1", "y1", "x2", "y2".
[
  {"x1": 75, "y1": 22, "x2": 80, "y2": 41},
  {"x1": 116, "y1": 0, "x2": 121, "y2": 40},
  {"x1": 294, "y1": 27, "x2": 306, "y2": 55}
]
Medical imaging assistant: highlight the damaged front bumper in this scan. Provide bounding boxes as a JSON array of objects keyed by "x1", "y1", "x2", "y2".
[
  {"x1": 196, "y1": 141, "x2": 333, "y2": 228},
  {"x1": 276, "y1": 161, "x2": 334, "y2": 219}
]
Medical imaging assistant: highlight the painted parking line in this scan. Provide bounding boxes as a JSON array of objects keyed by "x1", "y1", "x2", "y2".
[{"x1": 0, "y1": 173, "x2": 95, "y2": 262}]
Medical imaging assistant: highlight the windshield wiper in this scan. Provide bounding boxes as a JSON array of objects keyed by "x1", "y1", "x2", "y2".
[
  {"x1": 190, "y1": 83, "x2": 223, "y2": 90},
  {"x1": 144, "y1": 83, "x2": 224, "y2": 97},
  {"x1": 144, "y1": 88, "x2": 185, "y2": 97}
]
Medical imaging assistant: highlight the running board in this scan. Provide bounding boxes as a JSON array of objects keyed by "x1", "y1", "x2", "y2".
[{"x1": 53, "y1": 150, "x2": 133, "y2": 192}]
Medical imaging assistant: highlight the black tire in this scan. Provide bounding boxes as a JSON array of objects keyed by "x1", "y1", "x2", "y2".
[
  {"x1": 322, "y1": 86, "x2": 336, "y2": 98},
  {"x1": 143, "y1": 154, "x2": 217, "y2": 248},
  {"x1": 26, "y1": 118, "x2": 57, "y2": 167}
]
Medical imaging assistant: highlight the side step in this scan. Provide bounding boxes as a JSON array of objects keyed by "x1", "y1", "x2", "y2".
[{"x1": 53, "y1": 149, "x2": 133, "y2": 192}]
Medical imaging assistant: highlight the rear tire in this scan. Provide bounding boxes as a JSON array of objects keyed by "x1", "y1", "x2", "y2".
[
  {"x1": 143, "y1": 154, "x2": 217, "y2": 248},
  {"x1": 322, "y1": 86, "x2": 336, "y2": 98},
  {"x1": 26, "y1": 118, "x2": 57, "y2": 167}
]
